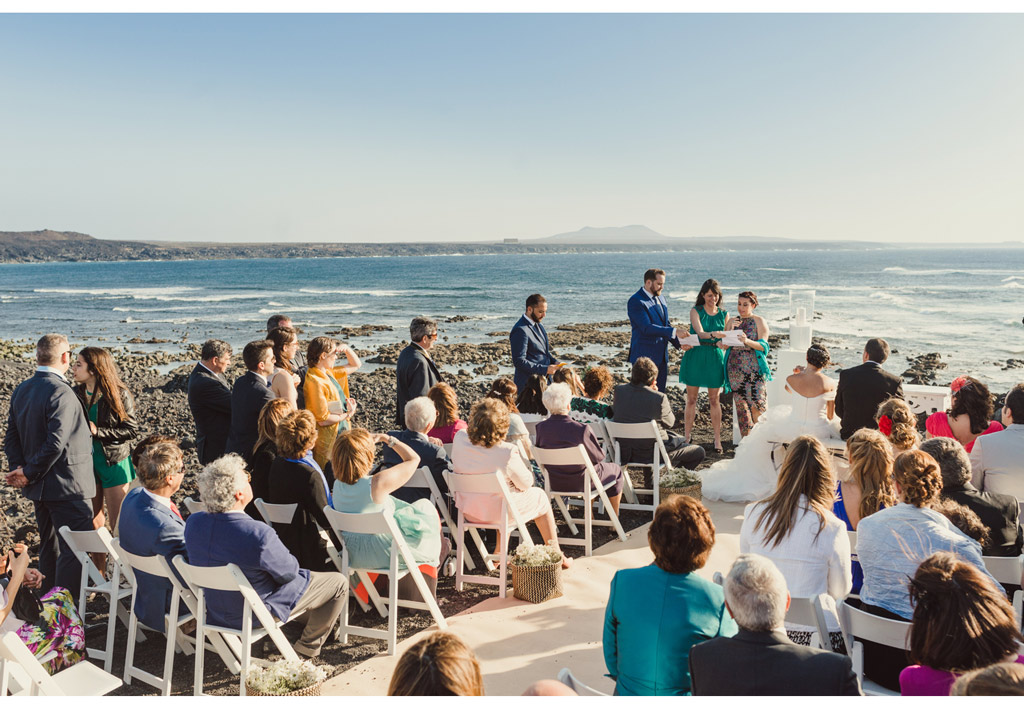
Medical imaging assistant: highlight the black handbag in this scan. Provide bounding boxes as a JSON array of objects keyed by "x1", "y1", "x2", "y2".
[{"x1": 1, "y1": 573, "x2": 43, "y2": 624}]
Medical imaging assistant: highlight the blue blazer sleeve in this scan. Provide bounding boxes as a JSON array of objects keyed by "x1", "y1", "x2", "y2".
[
  {"x1": 603, "y1": 572, "x2": 619, "y2": 680},
  {"x1": 628, "y1": 295, "x2": 676, "y2": 341},
  {"x1": 255, "y1": 525, "x2": 302, "y2": 585},
  {"x1": 510, "y1": 325, "x2": 550, "y2": 376}
]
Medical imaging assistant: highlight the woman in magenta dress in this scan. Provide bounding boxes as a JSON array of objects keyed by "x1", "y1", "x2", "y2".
[
  {"x1": 925, "y1": 376, "x2": 1003, "y2": 452},
  {"x1": 427, "y1": 382, "x2": 467, "y2": 444}
]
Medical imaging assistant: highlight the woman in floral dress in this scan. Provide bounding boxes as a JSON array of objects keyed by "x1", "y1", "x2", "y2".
[{"x1": 722, "y1": 291, "x2": 771, "y2": 437}]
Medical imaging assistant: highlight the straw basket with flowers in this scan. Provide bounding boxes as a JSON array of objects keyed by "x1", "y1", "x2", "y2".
[
  {"x1": 658, "y1": 467, "x2": 702, "y2": 503},
  {"x1": 245, "y1": 659, "x2": 328, "y2": 696},
  {"x1": 510, "y1": 541, "x2": 564, "y2": 604}
]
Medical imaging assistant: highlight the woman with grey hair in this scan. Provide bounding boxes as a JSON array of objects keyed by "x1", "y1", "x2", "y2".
[{"x1": 534, "y1": 383, "x2": 624, "y2": 514}]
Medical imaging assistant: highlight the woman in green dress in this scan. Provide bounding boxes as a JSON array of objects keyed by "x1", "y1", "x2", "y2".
[
  {"x1": 679, "y1": 279, "x2": 728, "y2": 452},
  {"x1": 72, "y1": 347, "x2": 139, "y2": 542}
]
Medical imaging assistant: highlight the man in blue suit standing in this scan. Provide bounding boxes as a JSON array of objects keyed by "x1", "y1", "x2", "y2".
[
  {"x1": 628, "y1": 269, "x2": 685, "y2": 392},
  {"x1": 118, "y1": 441, "x2": 188, "y2": 632},
  {"x1": 510, "y1": 293, "x2": 560, "y2": 392}
]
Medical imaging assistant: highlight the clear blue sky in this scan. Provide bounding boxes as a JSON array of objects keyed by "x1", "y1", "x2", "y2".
[{"x1": 1, "y1": 14, "x2": 1021, "y2": 243}]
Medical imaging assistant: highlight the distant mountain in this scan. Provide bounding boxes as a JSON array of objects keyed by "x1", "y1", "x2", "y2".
[
  {"x1": 0, "y1": 229, "x2": 95, "y2": 242},
  {"x1": 534, "y1": 225, "x2": 678, "y2": 244}
]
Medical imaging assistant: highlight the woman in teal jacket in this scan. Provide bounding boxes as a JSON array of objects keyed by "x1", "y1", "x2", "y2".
[{"x1": 603, "y1": 495, "x2": 737, "y2": 696}]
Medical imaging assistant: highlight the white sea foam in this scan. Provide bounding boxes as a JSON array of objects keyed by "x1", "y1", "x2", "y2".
[
  {"x1": 112, "y1": 306, "x2": 198, "y2": 312},
  {"x1": 1001, "y1": 276, "x2": 1023, "y2": 282},
  {"x1": 257, "y1": 304, "x2": 357, "y2": 314},
  {"x1": 1001, "y1": 282, "x2": 1023, "y2": 289},
  {"x1": 298, "y1": 288, "x2": 410, "y2": 297},
  {"x1": 757, "y1": 267, "x2": 793, "y2": 272},
  {"x1": 35, "y1": 286, "x2": 199, "y2": 297}
]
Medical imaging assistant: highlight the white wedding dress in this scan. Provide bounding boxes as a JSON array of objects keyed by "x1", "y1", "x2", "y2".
[{"x1": 700, "y1": 390, "x2": 841, "y2": 503}]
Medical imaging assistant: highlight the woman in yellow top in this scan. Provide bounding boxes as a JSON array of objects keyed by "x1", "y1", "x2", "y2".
[{"x1": 303, "y1": 336, "x2": 361, "y2": 466}]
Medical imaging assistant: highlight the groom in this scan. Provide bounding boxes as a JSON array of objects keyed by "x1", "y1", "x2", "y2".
[
  {"x1": 835, "y1": 337, "x2": 905, "y2": 440},
  {"x1": 628, "y1": 269, "x2": 686, "y2": 392}
]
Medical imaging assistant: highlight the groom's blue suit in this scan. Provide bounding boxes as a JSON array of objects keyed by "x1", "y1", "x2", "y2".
[
  {"x1": 510, "y1": 314, "x2": 558, "y2": 392},
  {"x1": 627, "y1": 288, "x2": 679, "y2": 392}
]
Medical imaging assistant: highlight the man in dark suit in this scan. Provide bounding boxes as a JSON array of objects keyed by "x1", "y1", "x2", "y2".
[
  {"x1": 690, "y1": 554, "x2": 861, "y2": 696},
  {"x1": 835, "y1": 337, "x2": 904, "y2": 440},
  {"x1": 4, "y1": 334, "x2": 95, "y2": 601},
  {"x1": 187, "y1": 339, "x2": 233, "y2": 464},
  {"x1": 627, "y1": 268, "x2": 685, "y2": 392},
  {"x1": 922, "y1": 437, "x2": 1023, "y2": 558},
  {"x1": 510, "y1": 293, "x2": 559, "y2": 393},
  {"x1": 395, "y1": 316, "x2": 442, "y2": 428},
  {"x1": 381, "y1": 396, "x2": 454, "y2": 511},
  {"x1": 118, "y1": 441, "x2": 188, "y2": 632},
  {"x1": 612, "y1": 357, "x2": 705, "y2": 472},
  {"x1": 225, "y1": 340, "x2": 276, "y2": 467}
]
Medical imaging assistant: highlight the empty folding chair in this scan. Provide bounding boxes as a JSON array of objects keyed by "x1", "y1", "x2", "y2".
[
  {"x1": 0, "y1": 633, "x2": 122, "y2": 697},
  {"x1": 834, "y1": 596, "x2": 909, "y2": 696},
  {"x1": 182, "y1": 496, "x2": 205, "y2": 514},
  {"x1": 322, "y1": 505, "x2": 449, "y2": 655},
  {"x1": 603, "y1": 420, "x2": 670, "y2": 512},
  {"x1": 533, "y1": 444, "x2": 627, "y2": 556}
]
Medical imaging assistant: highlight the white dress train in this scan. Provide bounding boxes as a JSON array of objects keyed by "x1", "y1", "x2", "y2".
[{"x1": 700, "y1": 391, "x2": 841, "y2": 503}]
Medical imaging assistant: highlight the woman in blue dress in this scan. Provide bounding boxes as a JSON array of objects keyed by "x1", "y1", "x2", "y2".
[
  {"x1": 679, "y1": 279, "x2": 728, "y2": 452},
  {"x1": 834, "y1": 428, "x2": 895, "y2": 593}
]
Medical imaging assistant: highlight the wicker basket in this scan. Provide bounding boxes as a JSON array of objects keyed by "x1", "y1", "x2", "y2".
[
  {"x1": 246, "y1": 682, "x2": 323, "y2": 697},
  {"x1": 511, "y1": 561, "x2": 563, "y2": 604},
  {"x1": 659, "y1": 481, "x2": 702, "y2": 503}
]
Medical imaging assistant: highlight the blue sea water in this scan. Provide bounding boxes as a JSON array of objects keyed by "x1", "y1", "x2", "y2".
[{"x1": 1, "y1": 248, "x2": 1022, "y2": 389}]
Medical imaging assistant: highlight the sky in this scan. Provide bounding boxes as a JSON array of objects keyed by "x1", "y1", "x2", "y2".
[{"x1": 1, "y1": 13, "x2": 1022, "y2": 244}]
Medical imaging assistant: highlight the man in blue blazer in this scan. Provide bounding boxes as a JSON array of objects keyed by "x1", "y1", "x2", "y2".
[
  {"x1": 628, "y1": 269, "x2": 685, "y2": 392},
  {"x1": 510, "y1": 293, "x2": 560, "y2": 392},
  {"x1": 4, "y1": 334, "x2": 95, "y2": 601},
  {"x1": 118, "y1": 441, "x2": 188, "y2": 632},
  {"x1": 225, "y1": 340, "x2": 276, "y2": 467}
]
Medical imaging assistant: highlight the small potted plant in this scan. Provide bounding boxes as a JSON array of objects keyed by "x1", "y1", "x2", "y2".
[
  {"x1": 510, "y1": 541, "x2": 564, "y2": 604},
  {"x1": 245, "y1": 658, "x2": 329, "y2": 696},
  {"x1": 659, "y1": 467, "x2": 702, "y2": 502}
]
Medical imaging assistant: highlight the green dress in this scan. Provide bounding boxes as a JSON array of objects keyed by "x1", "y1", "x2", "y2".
[
  {"x1": 87, "y1": 397, "x2": 136, "y2": 489},
  {"x1": 678, "y1": 307, "x2": 728, "y2": 388}
]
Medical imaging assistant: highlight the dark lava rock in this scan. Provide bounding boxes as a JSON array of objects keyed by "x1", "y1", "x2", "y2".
[{"x1": 903, "y1": 352, "x2": 946, "y2": 385}]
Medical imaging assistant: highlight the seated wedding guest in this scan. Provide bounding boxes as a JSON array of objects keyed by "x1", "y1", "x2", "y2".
[
  {"x1": 427, "y1": 382, "x2": 467, "y2": 444},
  {"x1": 72, "y1": 346, "x2": 139, "y2": 539},
  {"x1": 451, "y1": 399, "x2": 571, "y2": 568},
  {"x1": 856, "y1": 449, "x2": 1002, "y2": 690},
  {"x1": 387, "y1": 631, "x2": 484, "y2": 696},
  {"x1": 487, "y1": 377, "x2": 535, "y2": 458},
  {"x1": 225, "y1": 339, "x2": 276, "y2": 468},
  {"x1": 835, "y1": 337, "x2": 904, "y2": 440},
  {"x1": 835, "y1": 429, "x2": 895, "y2": 593},
  {"x1": 380, "y1": 397, "x2": 454, "y2": 510},
  {"x1": 534, "y1": 382, "x2": 624, "y2": 514},
  {"x1": 551, "y1": 365, "x2": 584, "y2": 396},
  {"x1": 690, "y1": 554, "x2": 860, "y2": 696},
  {"x1": 521, "y1": 680, "x2": 577, "y2": 696},
  {"x1": 1, "y1": 542, "x2": 85, "y2": 674},
  {"x1": 248, "y1": 398, "x2": 295, "y2": 518},
  {"x1": 570, "y1": 365, "x2": 615, "y2": 424},
  {"x1": 266, "y1": 410, "x2": 337, "y2": 571},
  {"x1": 304, "y1": 336, "x2": 360, "y2": 467},
  {"x1": 921, "y1": 436, "x2": 1022, "y2": 558},
  {"x1": 952, "y1": 663, "x2": 1024, "y2": 696},
  {"x1": 604, "y1": 495, "x2": 736, "y2": 695},
  {"x1": 331, "y1": 428, "x2": 444, "y2": 596},
  {"x1": 927, "y1": 375, "x2": 1003, "y2": 452},
  {"x1": 515, "y1": 374, "x2": 548, "y2": 417},
  {"x1": 187, "y1": 339, "x2": 233, "y2": 464},
  {"x1": 184, "y1": 454, "x2": 347, "y2": 658},
  {"x1": 875, "y1": 397, "x2": 920, "y2": 454},
  {"x1": 118, "y1": 441, "x2": 188, "y2": 633},
  {"x1": 740, "y1": 436, "x2": 851, "y2": 651},
  {"x1": 267, "y1": 326, "x2": 302, "y2": 407},
  {"x1": 900, "y1": 551, "x2": 1024, "y2": 696},
  {"x1": 131, "y1": 433, "x2": 177, "y2": 469},
  {"x1": 612, "y1": 357, "x2": 705, "y2": 471},
  {"x1": 970, "y1": 382, "x2": 1024, "y2": 500}
]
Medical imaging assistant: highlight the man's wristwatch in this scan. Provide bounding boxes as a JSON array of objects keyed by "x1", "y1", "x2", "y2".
[{"x1": 386, "y1": 436, "x2": 398, "y2": 447}]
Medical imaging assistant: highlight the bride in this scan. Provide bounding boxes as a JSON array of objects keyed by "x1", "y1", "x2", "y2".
[{"x1": 700, "y1": 344, "x2": 841, "y2": 502}]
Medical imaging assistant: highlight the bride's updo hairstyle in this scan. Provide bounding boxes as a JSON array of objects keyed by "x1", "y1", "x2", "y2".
[
  {"x1": 805, "y1": 344, "x2": 830, "y2": 369},
  {"x1": 875, "y1": 397, "x2": 921, "y2": 452},
  {"x1": 755, "y1": 435, "x2": 834, "y2": 548},
  {"x1": 893, "y1": 449, "x2": 942, "y2": 508},
  {"x1": 948, "y1": 376, "x2": 996, "y2": 435},
  {"x1": 845, "y1": 429, "x2": 896, "y2": 521}
]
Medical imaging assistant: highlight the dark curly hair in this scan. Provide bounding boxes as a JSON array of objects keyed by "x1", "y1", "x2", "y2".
[
  {"x1": 931, "y1": 498, "x2": 990, "y2": 547},
  {"x1": 648, "y1": 495, "x2": 715, "y2": 574},
  {"x1": 582, "y1": 365, "x2": 614, "y2": 400},
  {"x1": 949, "y1": 376, "x2": 996, "y2": 435},
  {"x1": 805, "y1": 344, "x2": 830, "y2": 369},
  {"x1": 893, "y1": 449, "x2": 942, "y2": 508}
]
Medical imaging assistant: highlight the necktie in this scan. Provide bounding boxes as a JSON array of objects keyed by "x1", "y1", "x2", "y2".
[{"x1": 170, "y1": 501, "x2": 183, "y2": 520}]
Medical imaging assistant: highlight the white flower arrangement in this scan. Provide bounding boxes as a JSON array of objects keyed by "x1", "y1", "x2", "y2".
[
  {"x1": 511, "y1": 540, "x2": 564, "y2": 567},
  {"x1": 659, "y1": 467, "x2": 702, "y2": 489},
  {"x1": 245, "y1": 659, "x2": 328, "y2": 694}
]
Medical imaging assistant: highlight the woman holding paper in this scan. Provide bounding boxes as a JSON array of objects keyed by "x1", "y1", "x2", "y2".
[
  {"x1": 721, "y1": 291, "x2": 772, "y2": 437},
  {"x1": 679, "y1": 279, "x2": 728, "y2": 451}
]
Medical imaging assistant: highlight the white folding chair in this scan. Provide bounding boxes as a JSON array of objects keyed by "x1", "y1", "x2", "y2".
[
  {"x1": 57, "y1": 525, "x2": 136, "y2": 672},
  {"x1": 533, "y1": 444, "x2": 627, "y2": 556},
  {"x1": 586, "y1": 420, "x2": 614, "y2": 462},
  {"x1": 404, "y1": 466, "x2": 476, "y2": 571},
  {"x1": 603, "y1": 420, "x2": 669, "y2": 512},
  {"x1": 787, "y1": 596, "x2": 832, "y2": 650},
  {"x1": 556, "y1": 667, "x2": 610, "y2": 696},
  {"x1": 253, "y1": 498, "x2": 297, "y2": 525},
  {"x1": 322, "y1": 505, "x2": 448, "y2": 655},
  {"x1": 446, "y1": 470, "x2": 534, "y2": 598},
  {"x1": 983, "y1": 554, "x2": 1024, "y2": 627},
  {"x1": 182, "y1": 496, "x2": 205, "y2": 514},
  {"x1": 171, "y1": 557, "x2": 304, "y2": 696},
  {"x1": 523, "y1": 419, "x2": 540, "y2": 445},
  {"x1": 442, "y1": 443, "x2": 454, "y2": 457},
  {"x1": 835, "y1": 597, "x2": 909, "y2": 696},
  {"x1": 0, "y1": 633, "x2": 122, "y2": 697}
]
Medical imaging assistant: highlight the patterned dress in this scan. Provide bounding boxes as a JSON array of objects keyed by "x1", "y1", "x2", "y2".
[
  {"x1": 726, "y1": 317, "x2": 767, "y2": 436},
  {"x1": 4, "y1": 587, "x2": 86, "y2": 674}
]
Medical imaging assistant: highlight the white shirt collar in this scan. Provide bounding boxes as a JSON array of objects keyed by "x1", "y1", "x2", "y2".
[
  {"x1": 643, "y1": 287, "x2": 658, "y2": 300},
  {"x1": 198, "y1": 361, "x2": 220, "y2": 376},
  {"x1": 36, "y1": 365, "x2": 66, "y2": 380},
  {"x1": 142, "y1": 487, "x2": 173, "y2": 509}
]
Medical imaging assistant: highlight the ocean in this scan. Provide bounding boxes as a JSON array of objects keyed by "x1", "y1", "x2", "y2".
[{"x1": 1, "y1": 247, "x2": 1022, "y2": 390}]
